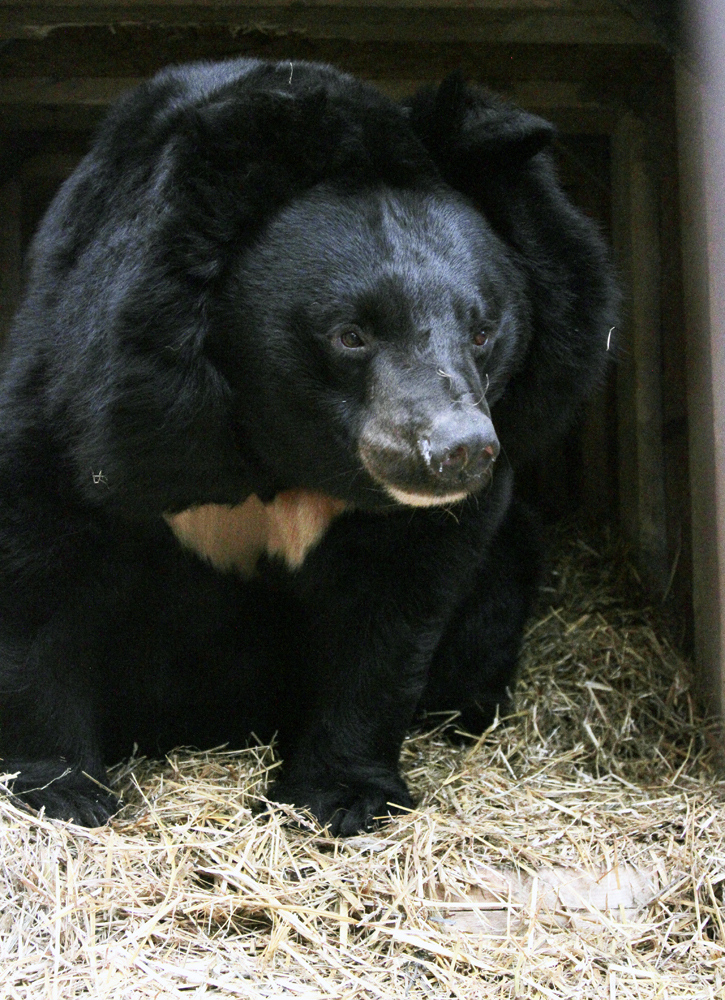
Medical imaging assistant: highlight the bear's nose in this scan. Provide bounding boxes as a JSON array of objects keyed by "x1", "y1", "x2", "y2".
[{"x1": 420, "y1": 413, "x2": 499, "y2": 484}]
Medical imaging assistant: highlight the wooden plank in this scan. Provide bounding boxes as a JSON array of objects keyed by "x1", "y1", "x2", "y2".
[
  {"x1": 0, "y1": 3, "x2": 658, "y2": 45},
  {"x1": 0, "y1": 0, "x2": 642, "y2": 13},
  {"x1": 0, "y1": 77, "x2": 141, "y2": 106},
  {"x1": 676, "y1": 64, "x2": 725, "y2": 731},
  {"x1": 0, "y1": 79, "x2": 142, "y2": 130},
  {"x1": 611, "y1": 112, "x2": 669, "y2": 592}
]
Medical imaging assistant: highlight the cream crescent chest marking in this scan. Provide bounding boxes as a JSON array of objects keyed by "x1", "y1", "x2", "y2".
[{"x1": 165, "y1": 490, "x2": 348, "y2": 577}]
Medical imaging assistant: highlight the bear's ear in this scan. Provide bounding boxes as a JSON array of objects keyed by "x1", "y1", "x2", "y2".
[
  {"x1": 405, "y1": 72, "x2": 555, "y2": 181},
  {"x1": 168, "y1": 87, "x2": 346, "y2": 279},
  {"x1": 172, "y1": 81, "x2": 433, "y2": 277},
  {"x1": 185, "y1": 86, "x2": 337, "y2": 182}
]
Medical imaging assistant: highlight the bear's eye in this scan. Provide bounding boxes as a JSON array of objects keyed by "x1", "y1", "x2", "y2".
[
  {"x1": 339, "y1": 326, "x2": 366, "y2": 350},
  {"x1": 472, "y1": 319, "x2": 498, "y2": 350}
]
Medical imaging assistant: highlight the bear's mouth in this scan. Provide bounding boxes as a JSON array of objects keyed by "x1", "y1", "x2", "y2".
[
  {"x1": 376, "y1": 482, "x2": 472, "y2": 508},
  {"x1": 358, "y1": 434, "x2": 497, "y2": 508}
]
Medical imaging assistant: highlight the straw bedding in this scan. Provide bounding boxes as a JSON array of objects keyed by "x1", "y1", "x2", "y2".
[{"x1": 1, "y1": 523, "x2": 724, "y2": 999}]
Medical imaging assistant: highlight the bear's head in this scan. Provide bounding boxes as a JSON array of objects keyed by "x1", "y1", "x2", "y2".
[{"x1": 216, "y1": 182, "x2": 529, "y2": 509}]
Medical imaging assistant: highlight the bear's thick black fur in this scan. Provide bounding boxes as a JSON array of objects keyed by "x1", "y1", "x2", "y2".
[{"x1": 0, "y1": 60, "x2": 616, "y2": 833}]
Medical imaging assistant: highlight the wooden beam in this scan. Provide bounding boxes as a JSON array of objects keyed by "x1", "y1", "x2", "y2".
[
  {"x1": 611, "y1": 113, "x2": 669, "y2": 592},
  {"x1": 0, "y1": 2, "x2": 658, "y2": 45},
  {"x1": 0, "y1": 77, "x2": 142, "y2": 109},
  {"x1": 0, "y1": 78, "x2": 140, "y2": 130},
  {"x1": 676, "y1": 63, "x2": 725, "y2": 730}
]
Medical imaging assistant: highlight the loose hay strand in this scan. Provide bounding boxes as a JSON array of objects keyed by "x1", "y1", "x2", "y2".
[{"x1": 1, "y1": 523, "x2": 724, "y2": 999}]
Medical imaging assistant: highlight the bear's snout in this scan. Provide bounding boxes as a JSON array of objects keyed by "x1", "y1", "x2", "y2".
[
  {"x1": 359, "y1": 406, "x2": 499, "y2": 507},
  {"x1": 419, "y1": 410, "x2": 499, "y2": 486}
]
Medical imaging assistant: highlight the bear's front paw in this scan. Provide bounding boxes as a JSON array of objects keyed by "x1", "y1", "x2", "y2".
[
  {"x1": 268, "y1": 773, "x2": 413, "y2": 836},
  {"x1": 443, "y1": 700, "x2": 511, "y2": 744},
  {"x1": 18, "y1": 785, "x2": 120, "y2": 827},
  {"x1": 5, "y1": 762, "x2": 120, "y2": 827}
]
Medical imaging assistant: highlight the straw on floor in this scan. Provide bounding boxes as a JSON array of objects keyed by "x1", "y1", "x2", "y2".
[{"x1": 1, "y1": 524, "x2": 724, "y2": 999}]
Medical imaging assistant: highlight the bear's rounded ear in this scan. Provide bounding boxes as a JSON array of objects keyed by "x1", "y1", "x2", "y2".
[
  {"x1": 169, "y1": 87, "x2": 343, "y2": 277},
  {"x1": 184, "y1": 86, "x2": 333, "y2": 176},
  {"x1": 405, "y1": 72, "x2": 555, "y2": 179}
]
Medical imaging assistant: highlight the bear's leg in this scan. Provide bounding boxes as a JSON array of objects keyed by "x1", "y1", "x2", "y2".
[
  {"x1": 1, "y1": 624, "x2": 119, "y2": 825},
  {"x1": 269, "y1": 472, "x2": 514, "y2": 835},
  {"x1": 0, "y1": 516, "x2": 312, "y2": 826},
  {"x1": 420, "y1": 498, "x2": 543, "y2": 737}
]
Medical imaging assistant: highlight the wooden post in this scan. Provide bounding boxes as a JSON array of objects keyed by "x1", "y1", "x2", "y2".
[
  {"x1": 676, "y1": 61, "x2": 725, "y2": 729},
  {"x1": 611, "y1": 113, "x2": 669, "y2": 592}
]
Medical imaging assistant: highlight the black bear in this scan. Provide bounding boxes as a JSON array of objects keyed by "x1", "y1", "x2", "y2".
[{"x1": 0, "y1": 60, "x2": 616, "y2": 833}]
